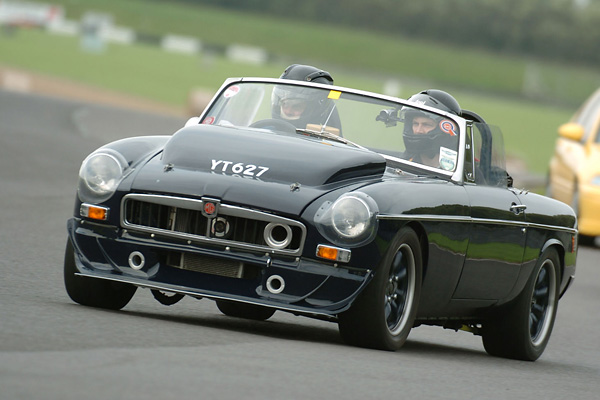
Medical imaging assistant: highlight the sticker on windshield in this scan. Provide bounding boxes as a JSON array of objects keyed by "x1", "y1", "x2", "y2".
[
  {"x1": 202, "y1": 116, "x2": 215, "y2": 124},
  {"x1": 439, "y1": 119, "x2": 457, "y2": 136},
  {"x1": 328, "y1": 90, "x2": 341, "y2": 100},
  {"x1": 224, "y1": 85, "x2": 240, "y2": 98},
  {"x1": 439, "y1": 147, "x2": 457, "y2": 171}
]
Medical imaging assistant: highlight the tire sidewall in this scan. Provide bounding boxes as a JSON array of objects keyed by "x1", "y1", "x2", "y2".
[
  {"x1": 519, "y1": 248, "x2": 560, "y2": 360},
  {"x1": 339, "y1": 227, "x2": 422, "y2": 350},
  {"x1": 378, "y1": 229, "x2": 422, "y2": 349},
  {"x1": 64, "y1": 239, "x2": 136, "y2": 310},
  {"x1": 484, "y1": 247, "x2": 561, "y2": 361}
]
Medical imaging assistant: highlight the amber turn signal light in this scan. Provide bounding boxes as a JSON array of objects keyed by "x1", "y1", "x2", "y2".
[
  {"x1": 316, "y1": 244, "x2": 351, "y2": 263},
  {"x1": 80, "y1": 203, "x2": 109, "y2": 221}
]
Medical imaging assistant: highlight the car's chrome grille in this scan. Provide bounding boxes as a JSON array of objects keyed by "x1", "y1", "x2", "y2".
[
  {"x1": 125, "y1": 201, "x2": 210, "y2": 235},
  {"x1": 121, "y1": 194, "x2": 306, "y2": 255}
]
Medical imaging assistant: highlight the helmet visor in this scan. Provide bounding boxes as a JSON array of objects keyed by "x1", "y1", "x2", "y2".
[
  {"x1": 280, "y1": 98, "x2": 308, "y2": 120},
  {"x1": 411, "y1": 115, "x2": 437, "y2": 135}
]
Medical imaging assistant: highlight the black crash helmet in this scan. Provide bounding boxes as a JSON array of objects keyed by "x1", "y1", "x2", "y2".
[
  {"x1": 402, "y1": 89, "x2": 461, "y2": 158},
  {"x1": 279, "y1": 64, "x2": 334, "y2": 85},
  {"x1": 271, "y1": 64, "x2": 337, "y2": 128}
]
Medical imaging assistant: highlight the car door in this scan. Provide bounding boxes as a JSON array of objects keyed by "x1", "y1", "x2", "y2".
[
  {"x1": 455, "y1": 185, "x2": 527, "y2": 299},
  {"x1": 453, "y1": 122, "x2": 527, "y2": 300}
]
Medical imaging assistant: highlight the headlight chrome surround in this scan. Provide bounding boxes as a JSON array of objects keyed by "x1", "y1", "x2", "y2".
[
  {"x1": 314, "y1": 192, "x2": 378, "y2": 247},
  {"x1": 78, "y1": 149, "x2": 128, "y2": 203}
]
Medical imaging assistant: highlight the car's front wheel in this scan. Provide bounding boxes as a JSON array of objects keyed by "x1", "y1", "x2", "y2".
[
  {"x1": 482, "y1": 247, "x2": 560, "y2": 361},
  {"x1": 64, "y1": 239, "x2": 136, "y2": 310},
  {"x1": 338, "y1": 227, "x2": 422, "y2": 351}
]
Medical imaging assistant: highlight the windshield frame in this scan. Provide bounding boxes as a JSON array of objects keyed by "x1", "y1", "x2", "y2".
[{"x1": 198, "y1": 77, "x2": 468, "y2": 183}]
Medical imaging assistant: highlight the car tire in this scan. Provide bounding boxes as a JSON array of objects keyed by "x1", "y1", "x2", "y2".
[
  {"x1": 482, "y1": 247, "x2": 560, "y2": 361},
  {"x1": 216, "y1": 300, "x2": 276, "y2": 321},
  {"x1": 338, "y1": 227, "x2": 422, "y2": 351},
  {"x1": 64, "y1": 239, "x2": 137, "y2": 310},
  {"x1": 151, "y1": 289, "x2": 185, "y2": 306}
]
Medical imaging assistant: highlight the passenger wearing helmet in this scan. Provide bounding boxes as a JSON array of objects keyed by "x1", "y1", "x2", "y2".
[
  {"x1": 272, "y1": 64, "x2": 342, "y2": 132},
  {"x1": 402, "y1": 89, "x2": 460, "y2": 169}
]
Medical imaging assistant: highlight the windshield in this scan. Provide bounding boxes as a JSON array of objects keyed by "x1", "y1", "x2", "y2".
[{"x1": 200, "y1": 81, "x2": 463, "y2": 173}]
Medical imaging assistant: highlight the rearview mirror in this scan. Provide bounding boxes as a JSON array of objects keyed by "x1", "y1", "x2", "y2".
[{"x1": 558, "y1": 123, "x2": 584, "y2": 141}]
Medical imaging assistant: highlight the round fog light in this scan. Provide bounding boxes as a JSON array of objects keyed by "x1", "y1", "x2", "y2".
[
  {"x1": 128, "y1": 251, "x2": 145, "y2": 270},
  {"x1": 211, "y1": 217, "x2": 230, "y2": 238},
  {"x1": 266, "y1": 275, "x2": 285, "y2": 294},
  {"x1": 264, "y1": 223, "x2": 292, "y2": 249}
]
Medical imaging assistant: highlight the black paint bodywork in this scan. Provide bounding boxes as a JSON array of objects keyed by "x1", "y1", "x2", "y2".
[{"x1": 67, "y1": 80, "x2": 577, "y2": 327}]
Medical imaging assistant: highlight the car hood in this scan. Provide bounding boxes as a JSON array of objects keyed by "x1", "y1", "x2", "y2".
[{"x1": 129, "y1": 125, "x2": 385, "y2": 215}]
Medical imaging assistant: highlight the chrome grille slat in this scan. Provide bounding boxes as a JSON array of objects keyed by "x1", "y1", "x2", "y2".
[{"x1": 121, "y1": 194, "x2": 306, "y2": 255}]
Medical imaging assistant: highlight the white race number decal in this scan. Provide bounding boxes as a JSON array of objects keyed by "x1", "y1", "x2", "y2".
[{"x1": 211, "y1": 160, "x2": 269, "y2": 177}]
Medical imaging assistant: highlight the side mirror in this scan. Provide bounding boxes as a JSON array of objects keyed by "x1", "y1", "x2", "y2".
[
  {"x1": 558, "y1": 123, "x2": 584, "y2": 142},
  {"x1": 184, "y1": 116, "x2": 201, "y2": 127}
]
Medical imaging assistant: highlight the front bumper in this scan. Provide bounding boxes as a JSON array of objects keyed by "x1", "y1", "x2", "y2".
[{"x1": 67, "y1": 218, "x2": 372, "y2": 317}]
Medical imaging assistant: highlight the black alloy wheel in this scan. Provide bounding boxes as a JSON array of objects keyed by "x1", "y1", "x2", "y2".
[
  {"x1": 338, "y1": 227, "x2": 422, "y2": 351},
  {"x1": 482, "y1": 247, "x2": 560, "y2": 361}
]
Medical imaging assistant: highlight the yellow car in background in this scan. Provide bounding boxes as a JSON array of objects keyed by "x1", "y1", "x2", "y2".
[{"x1": 548, "y1": 88, "x2": 600, "y2": 241}]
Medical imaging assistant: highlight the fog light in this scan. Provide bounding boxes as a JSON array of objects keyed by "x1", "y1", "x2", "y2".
[
  {"x1": 128, "y1": 251, "x2": 145, "y2": 270},
  {"x1": 80, "y1": 203, "x2": 109, "y2": 221},
  {"x1": 266, "y1": 275, "x2": 285, "y2": 294},
  {"x1": 264, "y1": 222, "x2": 292, "y2": 249},
  {"x1": 211, "y1": 217, "x2": 230, "y2": 238},
  {"x1": 316, "y1": 244, "x2": 351, "y2": 263}
]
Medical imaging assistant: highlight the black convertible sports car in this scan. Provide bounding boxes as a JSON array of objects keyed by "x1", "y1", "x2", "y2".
[{"x1": 65, "y1": 76, "x2": 577, "y2": 361}]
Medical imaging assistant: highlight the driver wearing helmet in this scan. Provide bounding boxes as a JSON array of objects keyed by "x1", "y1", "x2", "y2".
[
  {"x1": 272, "y1": 64, "x2": 342, "y2": 132},
  {"x1": 402, "y1": 89, "x2": 460, "y2": 169}
]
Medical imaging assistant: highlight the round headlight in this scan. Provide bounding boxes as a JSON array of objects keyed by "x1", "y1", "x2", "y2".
[
  {"x1": 79, "y1": 152, "x2": 124, "y2": 196},
  {"x1": 314, "y1": 192, "x2": 378, "y2": 247},
  {"x1": 331, "y1": 195, "x2": 372, "y2": 238}
]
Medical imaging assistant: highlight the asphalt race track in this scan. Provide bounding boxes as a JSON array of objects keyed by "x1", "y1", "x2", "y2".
[{"x1": 1, "y1": 89, "x2": 599, "y2": 400}]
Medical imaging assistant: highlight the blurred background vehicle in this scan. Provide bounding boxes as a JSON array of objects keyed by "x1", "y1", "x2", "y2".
[
  {"x1": 0, "y1": 0, "x2": 63, "y2": 29},
  {"x1": 548, "y1": 87, "x2": 600, "y2": 244}
]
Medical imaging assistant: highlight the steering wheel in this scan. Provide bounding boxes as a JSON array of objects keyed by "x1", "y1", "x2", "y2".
[{"x1": 249, "y1": 119, "x2": 297, "y2": 134}]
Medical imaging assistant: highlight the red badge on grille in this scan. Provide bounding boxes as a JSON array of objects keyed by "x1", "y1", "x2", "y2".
[
  {"x1": 204, "y1": 202, "x2": 216, "y2": 215},
  {"x1": 201, "y1": 198, "x2": 220, "y2": 218}
]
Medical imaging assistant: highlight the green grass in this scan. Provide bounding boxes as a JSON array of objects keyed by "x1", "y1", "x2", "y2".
[
  {"x1": 44, "y1": 0, "x2": 600, "y2": 105},
  {"x1": 0, "y1": 30, "x2": 284, "y2": 106},
  {"x1": 0, "y1": 21, "x2": 575, "y2": 176}
]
